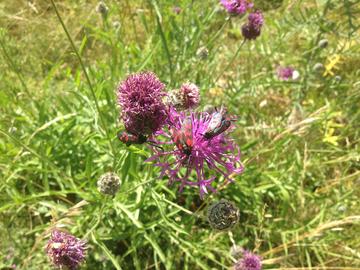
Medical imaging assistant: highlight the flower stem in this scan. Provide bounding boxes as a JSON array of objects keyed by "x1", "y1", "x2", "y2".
[
  {"x1": 215, "y1": 39, "x2": 246, "y2": 83},
  {"x1": 50, "y1": 0, "x2": 116, "y2": 167}
]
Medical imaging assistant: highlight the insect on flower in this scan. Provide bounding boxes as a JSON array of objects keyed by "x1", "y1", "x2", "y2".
[
  {"x1": 117, "y1": 131, "x2": 148, "y2": 146},
  {"x1": 117, "y1": 130, "x2": 163, "y2": 150},
  {"x1": 170, "y1": 118, "x2": 193, "y2": 156},
  {"x1": 146, "y1": 107, "x2": 243, "y2": 197},
  {"x1": 204, "y1": 107, "x2": 234, "y2": 139}
]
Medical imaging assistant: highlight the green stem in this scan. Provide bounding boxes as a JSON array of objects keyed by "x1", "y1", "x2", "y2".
[
  {"x1": 215, "y1": 39, "x2": 246, "y2": 83},
  {"x1": 50, "y1": 0, "x2": 116, "y2": 166},
  {"x1": 206, "y1": 18, "x2": 230, "y2": 49},
  {"x1": 152, "y1": 4, "x2": 173, "y2": 83}
]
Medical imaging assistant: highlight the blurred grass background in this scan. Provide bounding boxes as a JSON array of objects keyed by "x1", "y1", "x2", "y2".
[{"x1": 0, "y1": 0, "x2": 359, "y2": 269}]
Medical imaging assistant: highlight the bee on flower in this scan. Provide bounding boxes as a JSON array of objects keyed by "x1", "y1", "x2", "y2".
[{"x1": 147, "y1": 107, "x2": 243, "y2": 198}]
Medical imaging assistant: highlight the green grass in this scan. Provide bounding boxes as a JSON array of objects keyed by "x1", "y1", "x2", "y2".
[{"x1": 0, "y1": 0, "x2": 359, "y2": 269}]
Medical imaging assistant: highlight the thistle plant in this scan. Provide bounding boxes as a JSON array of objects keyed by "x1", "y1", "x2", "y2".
[
  {"x1": 147, "y1": 106, "x2": 243, "y2": 197},
  {"x1": 220, "y1": 0, "x2": 254, "y2": 15},
  {"x1": 46, "y1": 230, "x2": 86, "y2": 270},
  {"x1": 117, "y1": 72, "x2": 168, "y2": 136},
  {"x1": 2, "y1": 1, "x2": 359, "y2": 269}
]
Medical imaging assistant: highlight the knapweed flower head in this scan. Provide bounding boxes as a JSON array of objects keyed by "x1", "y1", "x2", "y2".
[
  {"x1": 241, "y1": 10, "x2": 264, "y2": 40},
  {"x1": 220, "y1": 0, "x2": 253, "y2": 15},
  {"x1": 166, "y1": 83, "x2": 200, "y2": 110},
  {"x1": 117, "y1": 72, "x2": 168, "y2": 136},
  {"x1": 248, "y1": 10, "x2": 264, "y2": 28},
  {"x1": 46, "y1": 230, "x2": 86, "y2": 270},
  {"x1": 207, "y1": 199, "x2": 239, "y2": 230},
  {"x1": 172, "y1": 6, "x2": 182, "y2": 14},
  {"x1": 178, "y1": 83, "x2": 201, "y2": 110},
  {"x1": 277, "y1": 66, "x2": 300, "y2": 81},
  {"x1": 97, "y1": 172, "x2": 121, "y2": 196},
  {"x1": 147, "y1": 107, "x2": 243, "y2": 198},
  {"x1": 234, "y1": 250, "x2": 262, "y2": 270}
]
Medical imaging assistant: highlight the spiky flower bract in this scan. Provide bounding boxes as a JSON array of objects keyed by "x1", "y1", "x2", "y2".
[
  {"x1": 147, "y1": 108, "x2": 243, "y2": 198},
  {"x1": 97, "y1": 172, "x2": 121, "y2": 196},
  {"x1": 234, "y1": 250, "x2": 262, "y2": 270},
  {"x1": 117, "y1": 72, "x2": 168, "y2": 136},
  {"x1": 46, "y1": 230, "x2": 86, "y2": 270},
  {"x1": 241, "y1": 10, "x2": 264, "y2": 40},
  {"x1": 220, "y1": 0, "x2": 253, "y2": 15},
  {"x1": 207, "y1": 199, "x2": 239, "y2": 230}
]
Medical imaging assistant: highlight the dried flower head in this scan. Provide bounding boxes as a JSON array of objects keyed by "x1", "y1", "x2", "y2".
[
  {"x1": 147, "y1": 108, "x2": 243, "y2": 197},
  {"x1": 196, "y1": 46, "x2": 209, "y2": 60},
  {"x1": 207, "y1": 199, "x2": 239, "y2": 230},
  {"x1": 318, "y1": 39, "x2": 329, "y2": 48},
  {"x1": 117, "y1": 72, "x2": 168, "y2": 136},
  {"x1": 234, "y1": 250, "x2": 262, "y2": 270},
  {"x1": 241, "y1": 10, "x2": 264, "y2": 40},
  {"x1": 112, "y1": 21, "x2": 121, "y2": 30},
  {"x1": 46, "y1": 230, "x2": 86, "y2": 270},
  {"x1": 313, "y1": 63, "x2": 324, "y2": 72},
  {"x1": 179, "y1": 83, "x2": 201, "y2": 109},
  {"x1": 96, "y1": 1, "x2": 109, "y2": 17},
  {"x1": 165, "y1": 83, "x2": 200, "y2": 110},
  {"x1": 220, "y1": 0, "x2": 253, "y2": 15},
  {"x1": 97, "y1": 172, "x2": 121, "y2": 196}
]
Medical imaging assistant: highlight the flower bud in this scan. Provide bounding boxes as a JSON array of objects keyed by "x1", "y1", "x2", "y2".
[
  {"x1": 313, "y1": 63, "x2": 324, "y2": 72},
  {"x1": 318, "y1": 39, "x2": 328, "y2": 48},
  {"x1": 196, "y1": 46, "x2": 209, "y2": 60},
  {"x1": 96, "y1": 1, "x2": 109, "y2": 18},
  {"x1": 97, "y1": 172, "x2": 121, "y2": 196},
  {"x1": 207, "y1": 199, "x2": 239, "y2": 230}
]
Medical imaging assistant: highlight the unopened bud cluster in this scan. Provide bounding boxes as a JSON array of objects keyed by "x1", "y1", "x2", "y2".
[
  {"x1": 97, "y1": 172, "x2": 121, "y2": 196},
  {"x1": 207, "y1": 199, "x2": 239, "y2": 230}
]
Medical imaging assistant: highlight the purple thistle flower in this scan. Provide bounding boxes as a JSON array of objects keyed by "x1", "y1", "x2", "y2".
[
  {"x1": 242, "y1": 10, "x2": 264, "y2": 40},
  {"x1": 277, "y1": 66, "x2": 300, "y2": 81},
  {"x1": 46, "y1": 230, "x2": 86, "y2": 270},
  {"x1": 234, "y1": 250, "x2": 262, "y2": 270},
  {"x1": 147, "y1": 107, "x2": 243, "y2": 198},
  {"x1": 248, "y1": 10, "x2": 264, "y2": 29},
  {"x1": 220, "y1": 0, "x2": 253, "y2": 15},
  {"x1": 117, "y1": 72, "x2": 168, "y2": 136}
]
